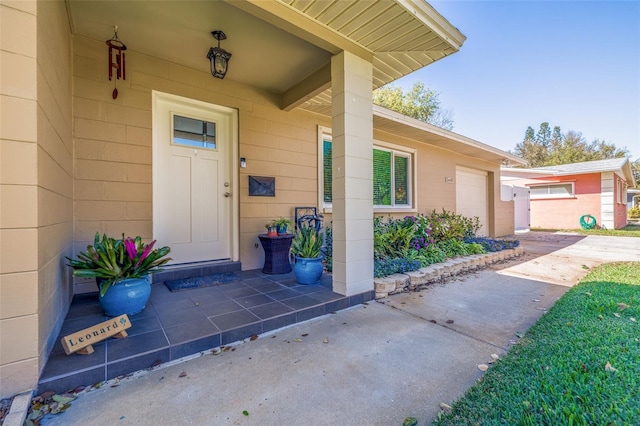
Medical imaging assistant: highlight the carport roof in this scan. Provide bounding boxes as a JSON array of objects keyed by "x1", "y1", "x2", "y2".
[{"x1": 502, "y1": 158, "x2": 636, "y2": 186}]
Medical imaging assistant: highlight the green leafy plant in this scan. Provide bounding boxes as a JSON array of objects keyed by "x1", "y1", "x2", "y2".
[
  {"x1": 373, "y1": 216, "x2": 417, "y2": 260},
  {"x1": 628, "y1": 206, "x2": 640, "y2": 219},
  {"x1": 323, "y1": 224, "x2": 333, "y2": 272},
  {"x1": 427, "y1": 209, "x2": 481, "y2": 243},
  {"x1": 67, "y1": 233, "x2": 171, "y2": 297},
  {"x1": 291, "y1": 223, "x2": 324, "y2": 259},
  {"x1": 438, "y1": 239, "x2": 469, "y2": 257},
  {"x1": 269, "y1": 216, "x2": 292, "y2": 234},
  {"x1": 272, "y1": 217, "x2": 292, "y2": 227}
]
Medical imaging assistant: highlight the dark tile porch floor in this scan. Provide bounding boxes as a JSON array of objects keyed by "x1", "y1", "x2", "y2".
[{"x1": 38, "y1": 270, "x2": 373, "y2": 394}]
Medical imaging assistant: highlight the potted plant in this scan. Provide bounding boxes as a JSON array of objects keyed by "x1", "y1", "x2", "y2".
[
  {"x1": 265, "y1": 222, "x2": 278, "y2": 237},
  {"x1": 272, "y1": 217, "x2": 292, "y2": 235},
  {"x1": 290, "y1": 222, "x2": 324, "y2": 284},
  {"x1": 67, "y1": 233, "x2": 171, "y2": 316}
]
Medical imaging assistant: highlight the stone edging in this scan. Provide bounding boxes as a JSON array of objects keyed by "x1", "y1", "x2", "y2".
[
  {"x1": 3, "y1": 391, "x2": 32, "y2": 426},
  {"x1": 374, "y1": 247, "x2": 525, "y2": 299}
]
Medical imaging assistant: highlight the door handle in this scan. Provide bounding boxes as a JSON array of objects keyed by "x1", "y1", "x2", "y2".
[{"x1": 224, "y1": 192, "x2": 231, "y2": 198}]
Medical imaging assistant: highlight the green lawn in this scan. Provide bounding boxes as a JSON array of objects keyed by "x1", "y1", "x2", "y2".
[
  {"x1": 433, "y1": 262, "x2": 640, "y2": 426},
  {"x1": 532, "y1": 224, "x2": 640, "y2": 237}
]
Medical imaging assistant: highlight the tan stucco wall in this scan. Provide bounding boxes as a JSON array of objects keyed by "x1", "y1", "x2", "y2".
[
  {"x1": 489, "y1": 171, "x2": 515, "y2": 237},
  {"x1": 35, "y1": 0, "x2": 74, "y2": 384},
  {"x1": 369, "y1": 129, "x2": 508, "y2": 237},
  {"x1": 72, "y1": 36, "x2": 327, "y2": 291},
  {"x1": 0, "y1": 0, "x2": 73, "y2": 399},
  {"x1": 0, "y1": 0, "x2": 39, "y2": 399}
]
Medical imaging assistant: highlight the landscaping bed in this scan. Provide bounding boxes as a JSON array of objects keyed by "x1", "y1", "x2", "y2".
[
  {"x1": 324, "y1": 210, "x2": 520, "y2": 280},
  {"x1": 433, "y1": 262, "x2": 640, "y2": 425}
]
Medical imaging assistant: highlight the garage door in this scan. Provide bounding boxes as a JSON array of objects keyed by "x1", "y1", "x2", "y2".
[{"x1": 456, "y1": 167, "x2": 488, "y2": 236}]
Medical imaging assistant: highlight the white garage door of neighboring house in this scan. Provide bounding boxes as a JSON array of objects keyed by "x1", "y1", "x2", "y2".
[{"x1": 456, "y1": 167, "x2": 488, "y2": 236}]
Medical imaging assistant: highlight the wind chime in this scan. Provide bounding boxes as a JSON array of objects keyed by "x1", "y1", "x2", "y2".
[{"x1": 106, "y1": 26, "x2": 126, "y2": 99}]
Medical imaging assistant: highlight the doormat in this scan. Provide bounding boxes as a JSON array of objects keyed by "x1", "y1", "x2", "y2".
[{"x1": 164, "y1": 272, "x2": 238, "y2": 292}]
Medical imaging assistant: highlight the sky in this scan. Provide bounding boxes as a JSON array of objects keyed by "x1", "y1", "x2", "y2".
[{"x1": 395, "y1": 0, "x2": 640, "y2": 160}]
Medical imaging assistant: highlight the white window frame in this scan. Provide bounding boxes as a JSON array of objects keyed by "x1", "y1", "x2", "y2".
[
  {"x1": 529, "y1": 182, "x2": 575, "y2": 199},
  {"x1": 171, "y1": 114, "x2": 218, "y2": 151},
  {"x1": 318, "y1": 126, "x2": 417, "y2": 213}
]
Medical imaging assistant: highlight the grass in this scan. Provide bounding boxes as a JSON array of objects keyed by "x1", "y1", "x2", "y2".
[
  {"x1": 433, "y1": 262, "x2": 640, "y2": 426},
  {"x1": 532, "y1": 223, "x2": 640, "y2": 237}
]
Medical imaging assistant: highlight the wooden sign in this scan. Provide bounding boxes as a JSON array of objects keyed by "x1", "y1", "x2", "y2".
[{"x1": 61, "y1": 314, "x2": 131, "y2": 355}]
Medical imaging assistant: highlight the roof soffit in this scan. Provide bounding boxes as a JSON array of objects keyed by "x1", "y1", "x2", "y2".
[
  {"x1": 231, "y1": 0, "x2": 465, "y2": 110},
  {"x1": 68, "y1": 1, "x2": 464, "y2": 111}
]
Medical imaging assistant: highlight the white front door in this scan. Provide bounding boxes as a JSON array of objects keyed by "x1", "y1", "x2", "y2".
[{"x1": 152, "y1": 92, "x2": 238, "y2": 264}]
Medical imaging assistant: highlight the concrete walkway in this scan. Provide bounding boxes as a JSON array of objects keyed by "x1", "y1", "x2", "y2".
[{"x1": 42, "y1": 233, "x2": 640, "y2": 425}]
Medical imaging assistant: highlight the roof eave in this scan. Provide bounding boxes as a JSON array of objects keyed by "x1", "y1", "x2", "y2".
[
  {"x1": 622, "y1": 159, "x2": 636, "y2": 186},
  {"x1": 396, "y1": 0, "x2": 466, "y2": 51},
  {"x1": 502, "y1": 158, "x2": 636, "y2": 186},
  {"x1": 373, "y1": 105, "x2": 524, "y2": 166}
]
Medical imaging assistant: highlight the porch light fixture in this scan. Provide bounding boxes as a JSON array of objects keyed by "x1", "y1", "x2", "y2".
[
  {"x1": 106, "y1": 26, "x2": 127, "y2": 99},
  {"x1": 207, "y1": 30, "x2": 232, "y2": 79}
]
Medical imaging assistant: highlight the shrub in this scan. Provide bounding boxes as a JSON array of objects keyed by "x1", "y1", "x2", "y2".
[
  {"x1": 403, "y1": 214, "x2": 434, "y2": 251},
  {"x1": 436, "y1": 240, "x2": 487, "y2": 258},
  {"x1": 373, "y1": 216, "x2": 417, "y2": 260},
  {"x1": 408, "y1": 244, "x2": 446, "y2": 267},
  {"x1": 465, "y1": 242, "x2": 486, "y2": 255},
  {"x1": 374, "y1": 258, "x2": 422, "y2": 278},
  {"x1": 322, "y1": 224, "x2": 333, "y2": 272},
  {"x1": 629, "y1": 206, "x2": 640, "y2": 219},
  {"x1": 426, "y1": 209, "x2": 481, "y2": 243},
  {"x1": 463, "y1": 236, "x2": 519, "y2": 252},
  {"x1": 438, "y1": 239, "x2": 470, "y2": 257}
]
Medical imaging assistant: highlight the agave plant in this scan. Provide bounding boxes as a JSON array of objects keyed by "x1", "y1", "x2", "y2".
[
  {"x1": 291, "y1": 223, "x2": 324, "y2": 259},
  {"x1": 67, "y1": 233, "x2": 171, "y2": 296}
]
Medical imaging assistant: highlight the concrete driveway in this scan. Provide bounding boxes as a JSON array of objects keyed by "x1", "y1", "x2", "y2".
[
  {"x1": 43, "y1": 233, "x2": 639, "y2": 426},
  {"x1": 495, "y1": 232, "x2": 640, "y2": 286}
]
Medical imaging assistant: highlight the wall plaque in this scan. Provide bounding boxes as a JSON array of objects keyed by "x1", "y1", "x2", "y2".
[{"x1": 249, "y1": 176, "x2": 275, "y2": 196}]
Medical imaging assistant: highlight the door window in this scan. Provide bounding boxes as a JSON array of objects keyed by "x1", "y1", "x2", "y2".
[{"x1": 172, "y1": 115, "x2": 217, "y2": 149}]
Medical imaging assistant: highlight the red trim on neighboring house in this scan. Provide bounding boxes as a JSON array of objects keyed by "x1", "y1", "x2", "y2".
[{"x1": 517, "y1": 173, "x2": 602, "y2": 229}]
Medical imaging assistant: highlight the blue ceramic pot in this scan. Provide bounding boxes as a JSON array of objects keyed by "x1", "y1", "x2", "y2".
[
  {"x1": 293, "y1": 256, "x2": 323, "y2": 285},
  {"x1": 98, "y1": 276, "x2": 151, "y2": 317}
]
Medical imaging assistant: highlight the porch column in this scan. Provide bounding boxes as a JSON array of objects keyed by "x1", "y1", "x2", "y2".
[{"x1": 330, "y1": 51, "x2": 374, "y2": 296}]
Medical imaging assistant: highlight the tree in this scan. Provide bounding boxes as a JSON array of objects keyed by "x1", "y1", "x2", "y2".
[
  {"x1": 535, "y1": 122, "x2": 551, "y2": 148},
  {"x1": 551, "y1": 126, "x2": 563, "y2": 147},
  {"x1": 631, "y1": 159, "x2": 640, "y2": 187},
  {"x1": 514, "y1": 126, "x2": 548, "y2": 167},
  {"x1": 514, "y1": 122, "x2": 629, "y2": 168},
  {"x1": 373, "y1": 81, "x2": 454, "y2": 130}
]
